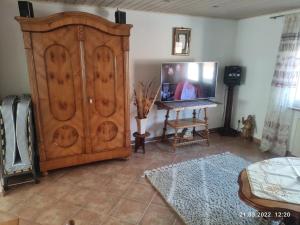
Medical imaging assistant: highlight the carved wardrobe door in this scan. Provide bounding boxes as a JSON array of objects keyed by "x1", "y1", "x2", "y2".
[
  {"x1": 84, "y1": 27, "x2": 125, "y2": 152},
  {"x1": 31, "y1": 26, "x2": 85, "y2": 160}
]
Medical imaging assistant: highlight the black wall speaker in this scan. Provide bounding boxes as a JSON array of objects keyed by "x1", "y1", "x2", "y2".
[
  {"x1": 115, "y1": 9, "x2": 126, "y2": 24},
  {"x1": 18, "y1": 1, "x2": 34, "y2": 18},
  {"x1": 224, "y1": 66, "x2": 242, "y2": 86}
]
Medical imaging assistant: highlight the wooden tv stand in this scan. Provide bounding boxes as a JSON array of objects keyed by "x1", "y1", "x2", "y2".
[{"x1": 156, "y1": 100, "x2": 217, "y2": 150}]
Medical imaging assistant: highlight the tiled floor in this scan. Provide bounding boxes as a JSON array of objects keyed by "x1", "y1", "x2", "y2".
[{"x1": 0, "y1": 134, "x2": 274, "y2": 225}]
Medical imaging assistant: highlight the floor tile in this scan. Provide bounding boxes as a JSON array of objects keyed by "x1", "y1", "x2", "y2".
[
  {"x1": 125, "y1": 182, "x2": 155, "y2": 203},
  {"x1": 15, "y1": 179, "x2": 52, "y2": 196},
  {"x1": 55, "y1": 168, "x2": 88, "y2": 184},
  {"x1": 173, "y1": 218, "x2": 186, "y2": 225},
  {"x1": 104, "y1": 174, "x2": 134, "y2": 195},
  {"x1": 62, "y1": 186, "x2": 91, "y2": 207},
  {"x1": 39, "y1": 181, "x2": 74, "y2": 200},
  {"x1": 19, "y1": 219, "x2": 41, "y2": 225},
  {"x1": 135, "y1": 176, "x2": 149, "y2": 185},
  {"x1": 118, "y1": 166, "x2": 144, "y2": 179},
  {"x1": 84, "y1": 190, "x2": 120, "y2": 220},
  {"x1": 77, "y1": 173, "x2": 111, "y2": 190},
  {"x1": 35, "y1": 200, "x2": 81, "y2": 225},
  {"x1": 140, "y1": 204, "x2": 176, "y2": 225},
  {"x1": 10, "y1": 202, "x2": 45, "y2": 221},
  {"x1": 0, "y1": 193, "x2": 27, "y2": 212},
  {"x1": 111, "y1": 198, "x2": 148, "y2": 224},
  {"x1": 70, "y1": 208, "x2": 103, "y2": 225},
  {"x1": 0, "y1": 211, "x2": 19, "y2": 223},
  {"x1": 93, "y1": 161, "x2": 125, "y2": 176},
  {"x1": 151, "y1": 193, "x2": 168, "y2": 207},
  {"x1": 102, "y1": 216, "x2": 133, "y2": 225}
]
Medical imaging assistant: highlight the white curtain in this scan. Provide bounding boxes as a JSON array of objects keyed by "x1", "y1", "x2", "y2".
[{"x1": 261, "y1": 14, "x2": 300, "y2": 156}]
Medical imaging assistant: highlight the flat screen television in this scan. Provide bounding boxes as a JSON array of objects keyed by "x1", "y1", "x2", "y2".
[{"x1": 160, "y1": 62, "x2": 218, "y2": 102}]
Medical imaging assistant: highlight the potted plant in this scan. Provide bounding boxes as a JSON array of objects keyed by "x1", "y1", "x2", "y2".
[{"x1": 134, "y1": 80, "x2": 160, "y2": 134}]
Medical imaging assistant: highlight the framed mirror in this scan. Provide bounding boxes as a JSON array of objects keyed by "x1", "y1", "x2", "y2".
[{"x1": 172, "y1": 27, "x2": 191, "y2": 56}]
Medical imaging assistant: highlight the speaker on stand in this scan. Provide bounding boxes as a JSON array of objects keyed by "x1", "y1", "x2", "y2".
[
  {"x1": 115, "y1": 9, "x2": 126, "y2": 24},
  {"x1": 219, "y1": 66, "x2": 242, "y2": 136},
  {"x1": 18, "y1": 1, "x2": 34, "y2": 18}
]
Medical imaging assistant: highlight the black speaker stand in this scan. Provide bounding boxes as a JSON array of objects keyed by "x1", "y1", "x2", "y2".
[{"x1": 219, "y1": 85, "x2": 239, "y2": 136}]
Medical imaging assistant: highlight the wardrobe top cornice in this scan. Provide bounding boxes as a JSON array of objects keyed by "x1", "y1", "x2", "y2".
[{"x1": 15, "y1": 11, "x2": 132, "y2": 36}]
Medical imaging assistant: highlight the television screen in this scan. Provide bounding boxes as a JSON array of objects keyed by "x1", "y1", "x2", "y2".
[{"x1": 161, "y1": 62, "x2": 218, "y2": 102}]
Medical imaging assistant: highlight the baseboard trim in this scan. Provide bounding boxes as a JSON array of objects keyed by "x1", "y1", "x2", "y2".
[{"x1": 286, "y1": 151, "x2": 298, "y2": 157}]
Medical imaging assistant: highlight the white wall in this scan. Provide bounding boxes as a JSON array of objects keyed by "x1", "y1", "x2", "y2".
[
  {"x1": 0, "y1": 0, "x2": 238, "y2": 138},
  {"x1": 232, "y1": 15, "x2": 284, "y2": 139}
]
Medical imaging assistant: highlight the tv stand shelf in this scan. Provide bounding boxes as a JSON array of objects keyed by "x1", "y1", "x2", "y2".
[
  {"x1": 167, "y1": 118, "x2": 206, "y2": 129},
  {"x1": 156, "y1": 100, "x2": 218, "y2": 150}
]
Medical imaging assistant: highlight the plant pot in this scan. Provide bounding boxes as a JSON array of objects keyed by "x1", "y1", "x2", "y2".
[{"x1": 136, "y1": 117, "x2": 148, "y2": 134}]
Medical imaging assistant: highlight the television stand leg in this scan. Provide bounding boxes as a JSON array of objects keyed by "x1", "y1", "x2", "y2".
[
  {"x1": 192, "y1": 109, "x2": 196, "y2": 136},
  {"x1": 173, "y1": 128, "x2": 178, "y2": 151},
  {"x1": 172, "y1": 110, "x2": 180, "y2": 151},
  {"x1": 204, "y1": 108, "x2": 209, "y2": 146},
  {"x1": 162, "y1": 109, "x2": 169, "y2": 141}
]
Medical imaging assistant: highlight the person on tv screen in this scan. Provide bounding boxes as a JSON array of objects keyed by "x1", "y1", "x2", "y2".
[
  {"x1": 174, "y1": 80, "x2": 201, "y2": 100},
  {"x1": 162, "y1": 63, "x2": 202, "y2": 101}
]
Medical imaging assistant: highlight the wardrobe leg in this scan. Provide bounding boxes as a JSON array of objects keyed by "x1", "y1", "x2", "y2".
[{"x1": 42, "y1": 171, "x2": 48, "y2": 177}]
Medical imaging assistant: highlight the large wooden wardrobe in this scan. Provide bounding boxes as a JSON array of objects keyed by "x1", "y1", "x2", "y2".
[{"x1": 16, "y1": 12, "x2": 132, "y2": 173}]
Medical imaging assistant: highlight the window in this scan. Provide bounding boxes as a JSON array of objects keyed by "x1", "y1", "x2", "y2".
[
  {"x1": 294, "y1": 86, "x2": 300, "y2": 108},
  {"x1": 292, "y1": 50, "x2": 300, "y2": 108}
]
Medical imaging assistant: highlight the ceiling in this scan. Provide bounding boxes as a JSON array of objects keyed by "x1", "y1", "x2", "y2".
[{"x1": 32, "y1": 0, "x2": 300, "y2": 19}]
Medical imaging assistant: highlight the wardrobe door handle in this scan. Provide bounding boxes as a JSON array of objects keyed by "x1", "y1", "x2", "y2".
[{"x1": 89, "y1": 97, "x2": 93, "y2": 104}]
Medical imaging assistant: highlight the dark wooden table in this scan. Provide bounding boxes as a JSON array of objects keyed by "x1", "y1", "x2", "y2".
[
  {"x1": 155, "y1": 100, "x2": 217, "y2": 150},
  {"x1": 238, "y1": 169, "x2": 300, "y2": 225},
  {"x1": 133, "y1": 132, "x2": 150, "y2": 154}
]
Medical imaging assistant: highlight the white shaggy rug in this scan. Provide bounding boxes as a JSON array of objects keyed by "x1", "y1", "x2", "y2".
[{"x1": 144, "y1": 152, "x2": 277, "y2": 225}]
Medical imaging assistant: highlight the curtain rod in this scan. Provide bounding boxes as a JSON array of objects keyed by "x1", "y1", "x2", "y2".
[{"x1": 270, "y1": 12, "x2": 300, "y2": 19}]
